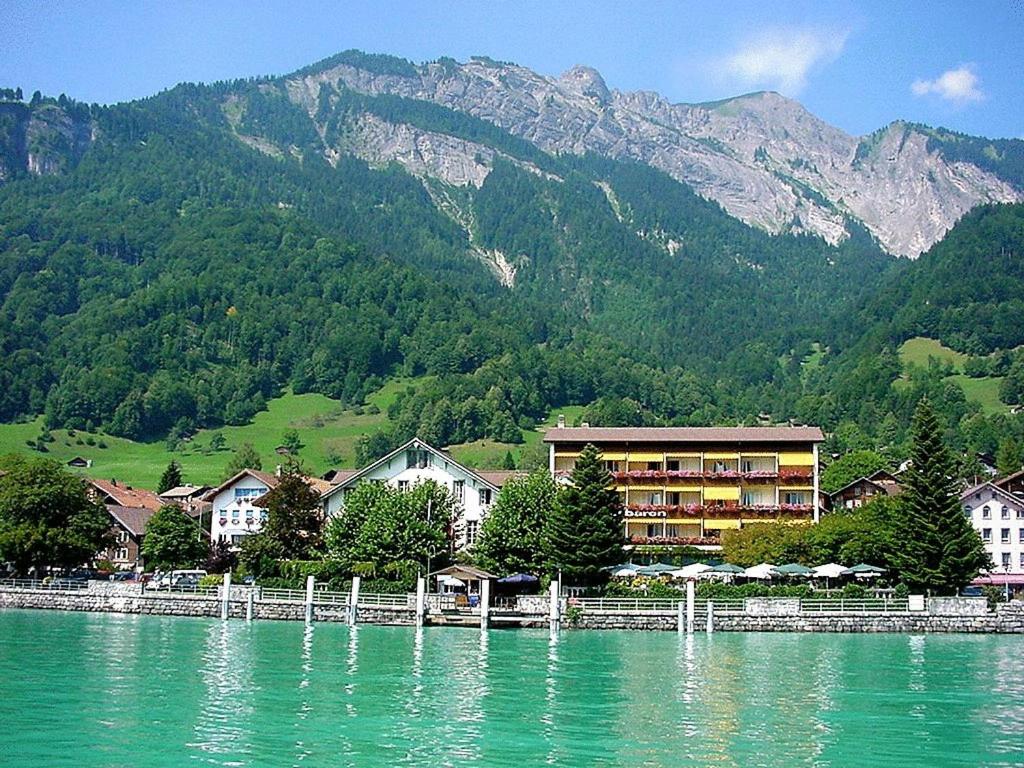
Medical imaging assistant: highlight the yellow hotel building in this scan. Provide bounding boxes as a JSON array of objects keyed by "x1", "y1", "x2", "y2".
[{"x1": 544, "y1": 424, "x2": 823, "y2": 549}]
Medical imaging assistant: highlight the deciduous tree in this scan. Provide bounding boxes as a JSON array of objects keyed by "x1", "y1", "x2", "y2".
[
  {"x1": 475, "y1": 470, "x2": 555, "y2": 576},
  {"x1": 140, "y1": 505, "x2": 206, "y2": 570}
]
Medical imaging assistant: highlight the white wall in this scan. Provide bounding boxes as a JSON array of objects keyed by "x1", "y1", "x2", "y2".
[
  {"x1": 210, "y1": 477, "x2": 271, "y2": 546},
  {"x1": 964, "y1": 486, "x2": 1024, "y2": 574},
  {"x1": 323, "y1": 446, "x2": 495, "y2": 549}
]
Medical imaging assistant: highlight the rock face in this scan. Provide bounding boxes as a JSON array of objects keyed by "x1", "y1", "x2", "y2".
[
  {"x1": 0, "y1": 101, "x2": 93, "y2": 181},
  {"x1": 287, "y1": 57, "x2": 1020, "y2": 257}
]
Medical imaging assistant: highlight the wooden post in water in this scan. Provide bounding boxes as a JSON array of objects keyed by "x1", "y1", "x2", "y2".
[
  {"x1": 686, "y1": 580, "x2": 695, "y2": 634},
  {"x1": 349, "y1": 576, "x2": 361, "y2": 626},
  {"x1": 304, "y1": 575, "x2": 315, "y2": 625},
  {"x1": 706, "y1": 600, "x2": 714, "y2": 633},
  {"x1": 246, "y1": 590, "x2": 254, "y2": 622},
  {"x1": 549, "y1": 579, "x2": 560, "y2": 633},
  {"x1": 415, "y1": 576, "x2": 426, "y2": 627},
  {"x1": 221, "y1": 573, "x2": 231, "y2": 621},
  {"x1": 480, "y1": 578, "x2": 491, "y2": 630}
]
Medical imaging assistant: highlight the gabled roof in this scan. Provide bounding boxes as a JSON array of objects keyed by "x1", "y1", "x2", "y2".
[
  {"x1": 475, "y1": 471, "x2": 522, "y2": 488},
  {"x1": 251, "y1": 475, "x2": 334, "y2": 507},
  {"x1": 829, "y1": 475, "x2": 902, "y2": 499},
  {"x1": 995, "y1": 468, "x2": 1024, "y2": 489},
  {"x1": 321, "y1": 437, "x2": 501, "y2": 500},
  {"x1": 867, "y1": 469, "x2": 900, "y2": 484},
  {"x1": 323, "y1": 468, "x2": 359, "y2": 484},
  {"x1": 429, "y1": 564, "x2": 497, "y2": 580},
  {"x1": 543, "y1": 426, "x2": 824, "y2": 443},
  {"x1": 86, "y1": 478, "x2": 163, "y2": 511},
  {"x1": 961, "y1": 481, "x2": 1024, "y2": 508},
  {"x1": 202, "y1": 469, "x2": 280, "y2": 502},
  {"x1": 106, "y1": 505, "x2": 156, "y2": 537}
]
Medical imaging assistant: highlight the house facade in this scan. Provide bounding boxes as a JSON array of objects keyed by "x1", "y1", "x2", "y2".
[
  {"x1": 543, "y1": 423, "x2": 824, "y2": 549},
  {"x1": 101, "y1": 505, "x2": 155, "y2": 571},
  {"x1": 321, "y1": 438, "x2": 503, "y2": 550},
  {"x1": 828, "y1": 469, "x2": 902, "y2": 510},
  {"x1": 962, "y1": 482, "x2": 1024, "y2": 574},
  {"x1": 204, "y1": 470, "x2": 280, "y2": 547}
]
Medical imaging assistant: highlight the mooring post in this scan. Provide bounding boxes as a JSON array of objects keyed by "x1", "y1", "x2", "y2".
[
  {"x1": 246, "y1": 590, "x2": 254, "y2": 622},
  {"x1": 221, "y1": 572, "x2": 231, "y2": 621},
  {"x1": 415, "y1": 576, "x2": 426, "y2": 627},
  {"x1": 480, "y1": 578, "x2": 491, "y2": 630},
  {"x1": 349, "y1": 575, "x2": 361, "y2": 626},
  {"x1": 706, "y1": 600, "x2": 714, "y2": 634},
  {"x1": 677, "y1": 600, "x2": 685, "y2": 633},
  {"x1": 304, "y1": 575, "x2": 315, "y2": 625},
  {"x1": 686, "y1": 580, "x2": 695, "y2": 634},
  {"x1": 549, "y1": 579, "x2": 560, "y2": 633}
]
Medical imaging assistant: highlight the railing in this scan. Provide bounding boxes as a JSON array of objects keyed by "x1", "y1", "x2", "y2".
[
  {"x1": 799, "y1": 598, "x2": 909, "y2": 614},
  {"x1": 258, "y1": 588, "x2": 307, "y2": 603},
  {"x1": 0, "y1": 578, "x2": 90, "y2": 592},
  {"x1": 145, "y1": 584, "x2": 220, "y2": 597},
  {"x1": 426, "y1": 594, "x2": 457, "y2": 610},
  {"x1": 312, "y1": 590, "x2": 350, "y2": 607},
  {"x1": 572, "y1": 597, "x2": 681, "y2": 612},
  {"x1": 359, "y1": 592, "x2": 412, "y2": 608}
]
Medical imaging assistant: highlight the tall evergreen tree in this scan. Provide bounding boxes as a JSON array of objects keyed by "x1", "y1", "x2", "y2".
[
  {"x1": 157, "y1": 460, "x2": 183, "y2": 494},
  {"x1": 896, "y1": 399, "x2": 990, "y2": 594},
  {"x1": 542, "y1": 444, "x2": 623, "y2": 586}
]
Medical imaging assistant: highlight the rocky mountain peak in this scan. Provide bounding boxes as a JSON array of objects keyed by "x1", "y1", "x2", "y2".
[{"x1": 559, "y1": 65, "x2": 611, "y2": 104}]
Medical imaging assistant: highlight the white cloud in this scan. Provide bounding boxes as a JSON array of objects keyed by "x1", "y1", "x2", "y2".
[
  {"x1": 719, "y1": 27, "x2": 849, "y2": 95},
  {"x1": 911, "y1": 65, "x2": 983, "y2": 103}
]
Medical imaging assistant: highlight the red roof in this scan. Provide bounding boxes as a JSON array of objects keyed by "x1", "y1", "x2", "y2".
[
  {"x1": 202, "y1": 469, "x2": 280, "y2": 501},
  {"x1": 87, "y1": 478, "x2": 163, "y2": 512},
  {"x1": 106, "y1": 505, "x2": 156, "y2": 537}
]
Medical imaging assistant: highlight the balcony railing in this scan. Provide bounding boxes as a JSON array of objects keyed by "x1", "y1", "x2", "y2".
[
  {"x1": 628, "y1": 535, "x2": 721, "y2": 546},
  {"x1": 625, "y1": 503, "x2": 814, "y2": 518},
  {"x1": 612, "y1": 470, "x2": 801, "y2": 483}
]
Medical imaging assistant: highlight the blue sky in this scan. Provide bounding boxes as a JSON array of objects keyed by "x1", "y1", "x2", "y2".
[{"x1": 2, "y1": 0, "x2": 1021, "y2": 138}]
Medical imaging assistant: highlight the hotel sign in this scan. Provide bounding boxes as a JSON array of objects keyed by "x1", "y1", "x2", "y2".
[{"x1": 624, "y1": 508, "x2": 667, "y2": 518}]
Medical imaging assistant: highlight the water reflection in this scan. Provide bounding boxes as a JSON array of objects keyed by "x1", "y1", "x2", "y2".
[{"x1": 189, "y1": 621, "x2": 257, "y2": 762}]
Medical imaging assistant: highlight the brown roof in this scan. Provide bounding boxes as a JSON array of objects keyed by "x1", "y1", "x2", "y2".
[
  {"x1": 995, "y1": 468, "x2": 1024, "y2": 489},
  {"x1": 543, "y1": 426, "x2": 825, "y2": 444},
  {"x1": 106, "y1": 505, "x2": 156, "y2": 537},
  {"x1": 251, "y1": 475, "x2": 334, "y2": 507},
  {"x1": 87, "y1": 478, "x2": 163, "y2": 511},
  {"x1": 159, "y1": 484, "x2": 211, "y2": 499},
  {"x1": 327, "y1": 469, "x2": 359, "y2": 485},
  {"x1": 475, "y1": 471, "x2": 523, "y2": 488}
]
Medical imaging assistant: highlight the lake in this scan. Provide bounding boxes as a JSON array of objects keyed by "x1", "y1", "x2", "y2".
[{"x1": 2, "y1": 609, "x2": 1023, "y2": 767}]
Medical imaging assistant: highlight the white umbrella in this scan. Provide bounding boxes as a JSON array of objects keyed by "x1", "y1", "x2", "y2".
[
  {"x1": 669, "y1": 563, "x2": 712, "y2": 579},
  {"x1": 437, "y1": 575, "x2": 465, "y2": 588},
  {"x1": 743, "y1": 563, "x2": 780, "y2": 580},
  {"x1": 610, "y1": 565, "x2": 642, "y2": 578},
  {"x1": 812, "y1": 563, "x2": 847, "y2": 579}
]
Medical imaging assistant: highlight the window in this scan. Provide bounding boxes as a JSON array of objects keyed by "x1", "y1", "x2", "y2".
[
  {"x1": 666, "y1": 460, "x2": 680, "y2": 472},
  {"x1": 1018, "y1": 508, "x2": 1024, "y2": 519},
  {"x1": 604, "y1": 460, "x2": 621, "y2": 472},
  {"x1": 465, "y1": 520, "x2": 479, "y2": 546},
  {"x1": 982, "y1": 528, "x2": 991, "y2": 542},
  {"x1": 231, "y1": 534, "x2": 247, "y2": 545},
  {"x1": 742, "y1": 491, "x2": 757, "y2": 506},
  {"x1": 234, "y1": 487, "x2": 263, "y2": 501},
  {"x1": 741, "y1": 459, "x2": 753, "y2": 473},
  {"x1": 117, "y1": 530, "x2": 129, "y2": 544},
  {"x1": 1020, "y1": 552, "x2": 1024, "y2": 569},
  {"x1": 647, "y1": 461, "x2": 661, "y2": 471},
  {"x1": 245, "y1": 509, "x2": 254, "y2": 520},
  {"x1": 665, "y1": 524, "x2": 679, "y2": 537},
  {"x1": 646, "y1": 523, "x2": 661, "y2": 538},
  {"x1": 117, "y1": 548, "x2": 129, "y2": 561},
  {"x1": 982, "y1": 506, "x2": 991, "y2": 519},
  {"x1": 964, "y1": 505, "x2": 972, "y2": 515},
  {"x1": 1002, "y1": 552, "x2": 1011, "y2": 568},
  {"x1": 1002, "y1": 528, "x2": 1011, "y2": 544},
  {"x1": 1002, "y1": 506, "x2": 1010, "y2": 519},
  {"x1": 480, "y1": 488, "x2": 492, "y2": 506},
  {"x1": 397, "y1": 480, "x2": 409, "y2": 492},
  {"x1": 1019, "y1": 529, "x2": 1024, "y2": 544},
  {"x1": 406, "y1": 449, "x2": 430, "y2": 469},
  {"x1": 713, "y1": 461, "x2": 727, "y2": 473},
  {"x1": 260, "y1": 511, "x2": 268, "y2": 522},
  {"x1": 231, "y1": 509, "x2": 240, "y2": 521},
  {"x1": 453, "y1": 480, "x2": 465, "y2": 502},
  {"x1": 641, "y1": 491, "x2": 663, "y2": 505},
  {"x1": 784, "y1": 492, "x2": 806, "y2": 505}
]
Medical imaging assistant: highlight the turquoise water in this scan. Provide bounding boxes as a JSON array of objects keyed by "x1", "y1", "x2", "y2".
[{"x1": 2, "y1": 610, "x2": 1023, "y2": 767}]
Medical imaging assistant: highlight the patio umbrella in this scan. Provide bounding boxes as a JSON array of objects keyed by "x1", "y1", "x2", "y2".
[
  {"x1": 776, "y1": 563, "x2": 814, "y2": 577},
  {"x1": 669, "y1": 563, "x2": 712, "y2": 579},
  {"x1": 841, "y1": 563, "x2": 887, "y2": 578},
  {"x1": 437, "y1": 575, "x2": 465, "y2": 588},
  {"x1": 636, "y1": 562, "x2": 678, "y2": 576},
  {"x1": 608, "y1": 563, "x2": 643, "y2": 578},
  {"x1": 743, "y1": 563, "x2": 780, "y2": 580},
  {"x1": 812, "y1": 563, "x2": 848, "y2": 579},
  {"x1": 710, "y1": 563, "x2": 745, "y2": 574},
  {"x1": 497, "y1": 573, "x2": 539, "y2": 584}
]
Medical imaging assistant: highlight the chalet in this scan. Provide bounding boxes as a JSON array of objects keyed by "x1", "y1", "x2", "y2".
[
  {"x1": 203, "y1": 469, "x2": 280, "y2": 548},
  {"x1": 66, "y1": 456, "x2": 91, "y2": 468},
  {"x1": 85, "y1": 478, "x2": 163, "y2": 512},
  {"x1": 828, "y1": 469, "x2": 902, "y2": 510},
  {"x1": 320, "y1": 438, "x2": 511, "y2": 550},
  {"x1": 102, "y1": 505, "x2": 155, "y2": 571},
  {"x1": 159, "y1": 484, "x2": 212, "y2": 518},
  {"x1": 994, "y1": 468, "x2": 1024, "y2": 499}
]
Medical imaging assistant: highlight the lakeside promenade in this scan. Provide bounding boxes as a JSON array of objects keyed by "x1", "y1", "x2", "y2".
[{"x1": 3, "y1": 579, "x2": 1023, "y2": 634}]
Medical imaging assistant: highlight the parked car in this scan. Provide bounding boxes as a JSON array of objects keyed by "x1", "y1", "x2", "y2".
[
  {"x1": 961, "y1": 586, "x2": 984, "y2": 597},
  {"x1": 110, "y1": 571, "x2": 137, "y2": 582}
]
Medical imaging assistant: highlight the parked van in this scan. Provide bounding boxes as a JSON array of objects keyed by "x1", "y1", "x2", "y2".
[{"x1": 157, "y1": 569, "x2": 208, "y2": 588}]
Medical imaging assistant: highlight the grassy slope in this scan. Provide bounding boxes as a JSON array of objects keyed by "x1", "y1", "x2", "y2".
[
  {"x1": 448, "y1": 405, "x2": 586, "y2": 468},
  {"x1": 897, "y1": 337, "x2": 1005, "y2": 415},
  {"x1": 0, "y1": 379, "x2": 422, "y2": 489}
]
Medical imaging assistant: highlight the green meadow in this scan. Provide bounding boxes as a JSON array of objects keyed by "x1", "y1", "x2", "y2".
[{"x1": 897, "y1": 336, "x2": 1006, "y2": 415}]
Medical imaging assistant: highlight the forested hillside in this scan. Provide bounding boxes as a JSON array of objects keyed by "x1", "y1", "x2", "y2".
[{"x1": 1, "y1": 54, "x2": 1023, "y2": 468}]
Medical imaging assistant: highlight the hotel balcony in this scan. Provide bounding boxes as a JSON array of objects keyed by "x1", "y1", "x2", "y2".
[{"x1": 624, "y1": 502, "x2": 815, "y2": 518}]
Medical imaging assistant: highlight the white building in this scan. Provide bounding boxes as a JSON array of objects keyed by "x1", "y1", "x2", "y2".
[
  {"x1": 204, "y1": 469, "x2": 280, "y2": 547},
  {"x1": 962, "y1": 482, "x2": 1024, "y2": 574},
  {"x1": 320, "y1": 438, "x2": 509, "y2": 550}
]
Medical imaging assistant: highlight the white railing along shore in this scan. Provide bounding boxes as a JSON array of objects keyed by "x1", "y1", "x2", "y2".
[{"x1": 0, "y1": 578, "x2": 90, "y2": 592}]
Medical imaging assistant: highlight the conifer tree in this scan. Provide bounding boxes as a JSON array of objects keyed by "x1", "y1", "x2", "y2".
[
  {"x1": 542, "y1": 443, "x2": 623, "y2": 586},
  {"x1": 158, "y1": 460, "x2": 183, "y2": 494},
  {"x1": 896, "y1": 399, "x2": 990, "y2": 594}
]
